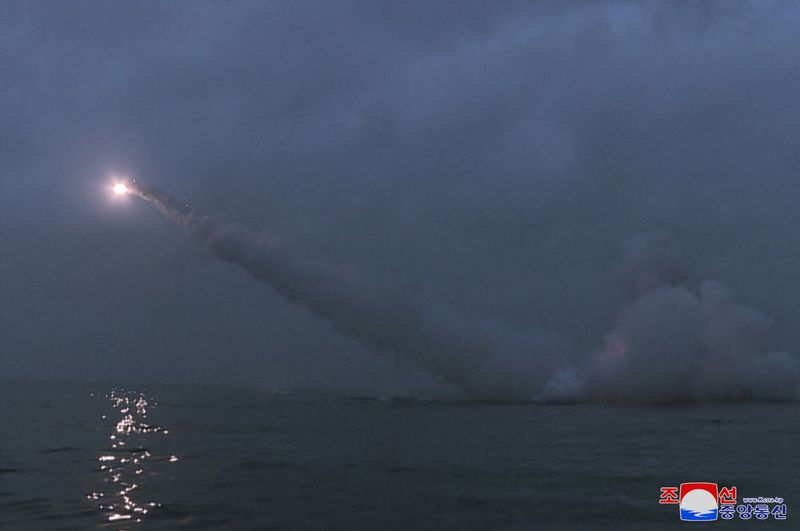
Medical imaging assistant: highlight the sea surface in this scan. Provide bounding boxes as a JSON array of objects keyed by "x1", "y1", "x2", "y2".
[{"x1": 1, "y1": 380, "x2": 797, "y2": 530}]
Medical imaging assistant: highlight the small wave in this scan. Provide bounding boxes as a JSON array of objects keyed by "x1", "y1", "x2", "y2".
[{"x1": 39, "y1": 446, "x2": 79, "y2": 454}]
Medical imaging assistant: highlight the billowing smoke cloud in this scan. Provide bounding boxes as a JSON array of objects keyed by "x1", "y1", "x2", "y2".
[
  {"x1": 131, "y1": 182, "x2": 569, "y2": 400},
  {"x1": 133, "y1": 184, "x2": 800, "y2": 403},
  {"x1": 547, "y1": 231, "x2": 800, "y2": 403}
]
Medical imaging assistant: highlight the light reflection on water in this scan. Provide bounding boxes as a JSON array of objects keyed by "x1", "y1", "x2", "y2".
[
  {"x1": 2, "y1": 382, "x2": 798, "y2": 530},
  {"x1": 89, "y1": 388, "x2": 175, "y2": 527}
]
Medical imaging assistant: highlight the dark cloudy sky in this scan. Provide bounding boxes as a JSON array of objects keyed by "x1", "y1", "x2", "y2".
[{"x1": 2, "y1": 1, "x2": 800, "y2": 393}]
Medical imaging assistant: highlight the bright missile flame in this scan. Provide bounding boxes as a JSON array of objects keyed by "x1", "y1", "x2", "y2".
[{"x1": 113, "y1": 182, "x2": 129, "y2": 195}]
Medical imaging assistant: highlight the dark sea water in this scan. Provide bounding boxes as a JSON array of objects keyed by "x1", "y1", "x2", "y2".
[{"x1": 1, "y1": 380, "x2": 797, "y2": 530}]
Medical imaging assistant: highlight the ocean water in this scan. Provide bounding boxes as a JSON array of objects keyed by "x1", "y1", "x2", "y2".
[{"x1": 1, "y1": 380, "x2": 797, "y2": 530}]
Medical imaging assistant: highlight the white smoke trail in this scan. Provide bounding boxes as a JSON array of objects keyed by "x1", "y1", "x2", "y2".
[
  {"x1": 131, "y1": 184, "x2": 799, "y2": 403},
  {"x1": 130, "y1": 182, "x2": 569, "y2": 400}
]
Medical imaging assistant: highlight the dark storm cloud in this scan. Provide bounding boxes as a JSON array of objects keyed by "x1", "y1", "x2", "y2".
[{"x1": 1, "y1": 1, "x2": 800, "y2": 398}]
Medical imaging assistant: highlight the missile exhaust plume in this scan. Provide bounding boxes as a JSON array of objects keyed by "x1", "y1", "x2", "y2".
[
  {"x1": 127, "y1": 180, "x2": 569, "y2": 400},
  {"x1": 126, "y1": 182, "x2": 800, "y2": 403}
]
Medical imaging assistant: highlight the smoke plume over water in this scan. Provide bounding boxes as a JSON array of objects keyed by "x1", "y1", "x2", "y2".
[
  {"x1": 552, "y1": 232, "x2": 800, "y2": 403},
  {"x1": 132, "y1": 184, "x2": 800, "y2": 403}
]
